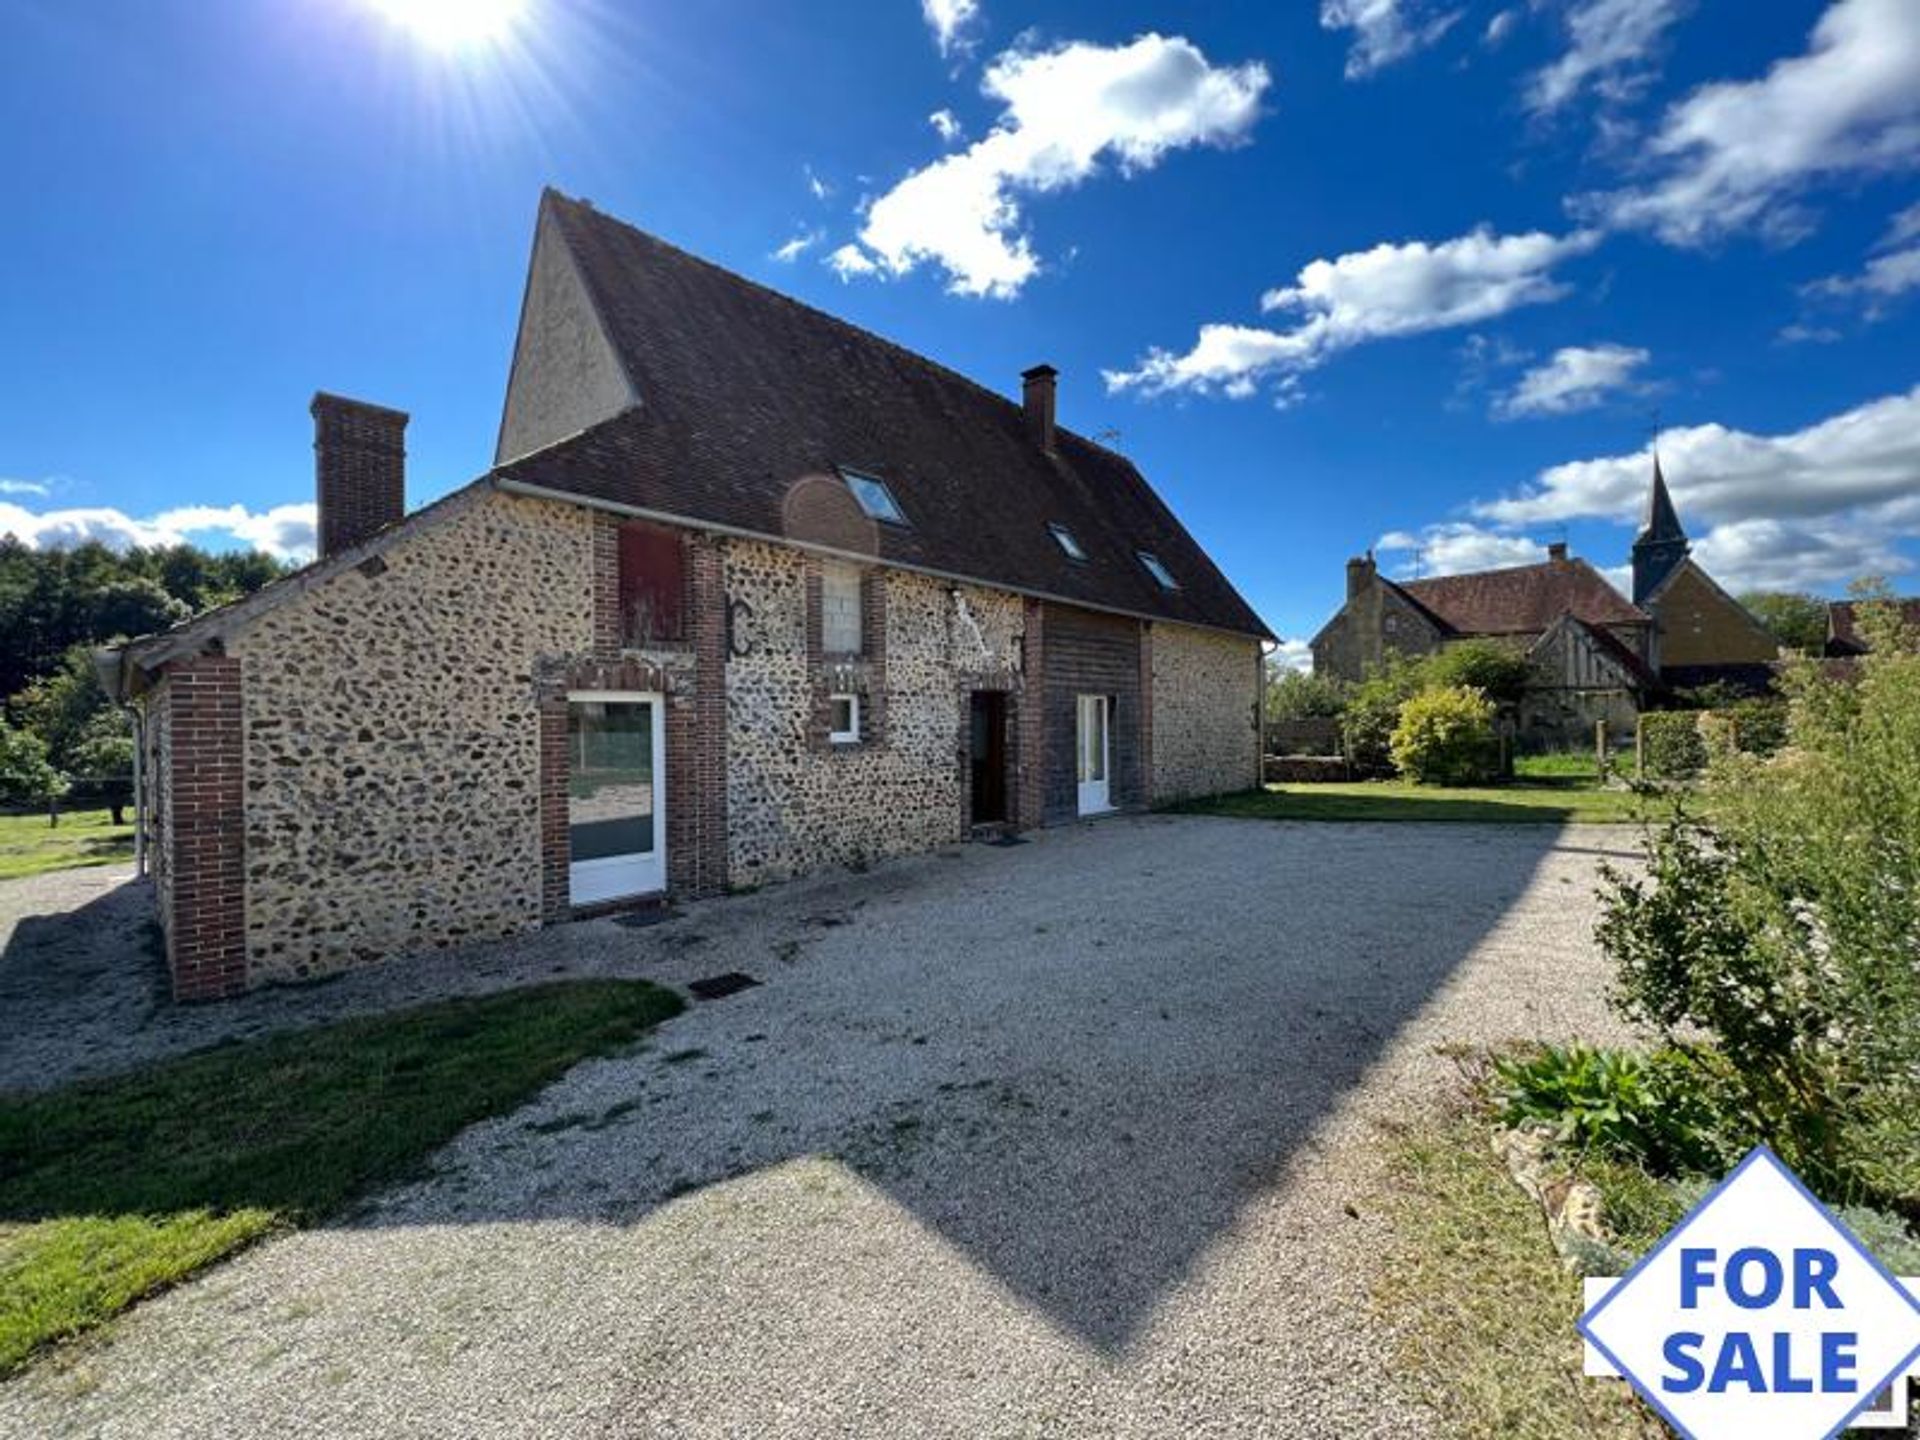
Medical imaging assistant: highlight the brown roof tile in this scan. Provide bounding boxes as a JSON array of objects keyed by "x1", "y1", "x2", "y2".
[
  {"x1": 1396, "y1": 558, "x2": 1647, "y2": 636},
  {"x1": 494, "y1": 192, "x2": 1272, "y2": 640}
]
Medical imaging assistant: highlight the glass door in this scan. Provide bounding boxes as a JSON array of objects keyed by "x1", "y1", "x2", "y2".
[
  {"x1": 1076, "y1": 693, "x2": 1111, "y2": 815},
  {"x1": 567, "y1": 692, "x2": 665, "y2": 904}
]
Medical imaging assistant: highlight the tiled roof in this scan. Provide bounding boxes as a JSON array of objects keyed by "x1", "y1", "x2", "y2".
[
  {"x1": 494, "y1": 192, "x2": 1272, "y2": 640},
  {"x1": 1395, "y1": 558, "x2": 1648, "y2": 636},
  {"x1": 1826, "y1": 598, "x2": 1920, "y2": 656}
]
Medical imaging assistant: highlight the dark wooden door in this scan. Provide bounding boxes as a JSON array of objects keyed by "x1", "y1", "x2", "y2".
[{"x1": 969, "y1": 691, "x2": 1008, "y2": 825}]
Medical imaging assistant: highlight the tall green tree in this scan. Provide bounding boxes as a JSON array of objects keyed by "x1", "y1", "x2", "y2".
[{"x1": 1738, "y1": 590, "x2": 1830, "y2": 653}]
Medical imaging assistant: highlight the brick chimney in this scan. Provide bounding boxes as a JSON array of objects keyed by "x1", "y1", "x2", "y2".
[
  {"x1": 312, "y1": 392, "x2": 408, "y2": 559},
  {"x1": 1548, "y1": 541, "x2": 1569, "y2": 562},
  {"x1": 1021, "y1": 364, "x2": 1057, "y2": 453},
  {"x1": 1346, "y1": 551, "x2": 1376, "y2": 598}
]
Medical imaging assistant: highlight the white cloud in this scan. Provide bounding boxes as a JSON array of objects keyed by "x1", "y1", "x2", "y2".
[
  {"x1": 1484, "y1": 9, "x2": 1519, "y2": 47},
  {"x1": 0, "y1": 500, "x2": 317, "y2": 561},
  {"x1": 838, "y1": 34, "x2": 1268, "y2": 299},
  {"x1": 827, "y1": 243, "x2": 879, "y2": 280},
  {"x1": 1883, "y1": 199, "x2": 1920, "y2": 249},
  {"x1": 804, "y1": 164, "x2": 830, "y2": 202},
  {"x1": 0, "y1": 478, "x2": 51, "y2": 496},
  {"x1": 772, "y1": 229, "x2": 822, "y2": 263},
  {"x1": 1584, "y1": 0, "x2": 1920, "y2": 246},
  {"x1": 929, "y1": 108, "x2": 964, "y2": 144},
  {"x1": 1477, "y1": 384, "x2": 1920, "y2": 528},
  {"x1": 1106, "y1": 226, "x2": 1598, "y2": 399},
  {"x1": 1269, "y1": 638, "x2": 1315, "y2": 673},
  {"x1": 1776, "y1": 321, "x2": 1843, "y2": 344},
  {"x1": 1377, "y1": 523, "x2": 1548, "y2": 576},
  {"x1": 1525, "y1": 0, "x2": 1690, "y2": 115},
  {"x1": 1495, "y1": 342, "x2": 1650, "y2": 418},
  {"x1": 1320, "y1": 0, "x2": 1462, "y2": 79},
  {"x1": 1688, "y1": 514, "x2": 1911, "y2": 591},
  {"x1": 921, "y1": 0, "x2": 980, "y2": 58},
  {"x1": 1803, "y1": 243, "x2": 1920, "y2": 313}
]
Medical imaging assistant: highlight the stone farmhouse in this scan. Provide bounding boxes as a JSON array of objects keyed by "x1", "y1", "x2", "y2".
[
  {"x1": 1311, "y1": 459, "x2": 1778, "y2": 745},
  {"x1": 101, "y1": 190, "x2": 1271, "y2": 1001}
]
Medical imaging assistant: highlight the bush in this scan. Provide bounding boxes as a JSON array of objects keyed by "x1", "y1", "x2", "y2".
[
  {"x1": 0, "y1": 719, "x2": 67, "y2": 811},
  {"x1": 1341, "y1": 658, "x2": 1422, "y2": 777},
  {"x1": 1266, "y1": 668, "x2": 1347, "y2": 721},
  {"x1": 1598, "y1": 630, "x2": 1920, "y2": 1218},
  {"x1": 1721, "y1": 697, "x2": 1788, "y2": 756},
  {"x1": 1420, "y1": 639, "x2": 1533, "y2": 708},
  {"x1": 1638, "y1": 710, "x2": 1704, "y2": 779},
  {"x1": 1491, "y1": 1043, "x2": 1727, "y2": 1175},
  {"x1": 1390, "y1": 685, "x2": 1498, "y2": 785}
]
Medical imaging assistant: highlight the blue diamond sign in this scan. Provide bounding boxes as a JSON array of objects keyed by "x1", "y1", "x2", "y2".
[{"x1": 1580, "y1": 1146, "x2": 1920, "y2": 1440}]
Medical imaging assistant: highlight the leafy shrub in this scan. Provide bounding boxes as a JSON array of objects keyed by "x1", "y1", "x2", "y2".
[
  {"x1": 1420, "y1": 639, "x2": 1533, "y2": 707},
  {"x1": 1599, "y1": 630, "x2": 1920, "y2": 1218},
  {"x1": 1638, "y1": 710, "x2": 1705, "y2": 779},
  {"x1": 1266, "y1": 668, "x2": 1347, "y2": 721},
  {"x1": 1491, "y1": 1043, "x2": 1727, "y2": 1175},
  {"x1": 1341, "y1": 660, "x2": 1420, "y2": 777},
  {"x1": 1390, "y1": 685, "x2": 1498, "y2": 785},
  {"x1": 0, "y1": 719, "x2": 67, "y2": 811},
  {"x1": 1721, "y1": 697, "x2": 1788, "y2": 756},
  {"x1": 1739, "y1": 590, "x2": 1830, "y2": 653}
]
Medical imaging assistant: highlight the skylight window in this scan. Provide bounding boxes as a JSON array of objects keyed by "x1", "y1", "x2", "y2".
[
  {"x1": 1048, "y1": 523, "x2": 1087, "y2": 561},
  {"x1": 1137, "y1": 551, "x2": 1179, "y2": 590},
  {"x1": 838, "y1": 467, "x2": 907, "y2": 525}
]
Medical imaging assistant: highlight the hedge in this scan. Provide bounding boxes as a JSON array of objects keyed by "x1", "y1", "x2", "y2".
[{"x1": 1639, "y1": 711, "x2": 1707, "y2": 779}]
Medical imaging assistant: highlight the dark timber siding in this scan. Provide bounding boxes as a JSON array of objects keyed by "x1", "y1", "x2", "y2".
[{"x1": 1041, "y1": 603, "x2": 1144, "y2": 825}]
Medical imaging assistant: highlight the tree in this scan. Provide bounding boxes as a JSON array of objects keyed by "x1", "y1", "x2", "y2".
[
  {"x1": 1739, "y1": 590, "x2": 1829, "y2": 653},
  {"x1": 1265, "y1": 667, "x2": 1347, "y2": 721},
  {"x1": 1421, "y1": 639, "x2": 1533, "y2": 708},
  {"x1": 0, "y1": 717, "x2": 69, "y2": 822},
  {"x1": 12, "y1": 643, "x2": 110, "y2": 769},
  {"x1": 69, "y1": 711, "x2": 136, "y2": 824}
]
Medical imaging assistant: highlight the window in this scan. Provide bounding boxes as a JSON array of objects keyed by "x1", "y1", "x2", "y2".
[
  {"x1": 828, "y1": 693, "x2": 861, "y2": 744},
  {"x1": 839, "y1": 467, "x2": 907, "y2": 525},
  {"x1": 821, "y1": 563, "x2": 863, "y2": 655},
  {"x1": 1048, "y1": 523, "x2": 1087, "y2": 561},
  {"x1": 617, "y1": 521, "x2": 686, "y2": 645},
  {"x1": 1137, "y1": 551, "x2": 1179, "y2": 590}
]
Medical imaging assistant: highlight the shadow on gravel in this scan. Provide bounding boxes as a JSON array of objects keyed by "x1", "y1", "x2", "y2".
[{"x1": 4, "y1": 820, "x2": 1577, "y2": 1355}]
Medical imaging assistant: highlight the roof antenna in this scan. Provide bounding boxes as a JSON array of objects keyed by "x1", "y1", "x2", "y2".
[{"x1": 1093, "y1": 426, "x2": 1123, "y2": 446}]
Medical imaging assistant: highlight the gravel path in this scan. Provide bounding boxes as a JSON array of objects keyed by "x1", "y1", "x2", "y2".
[{"x1": 0, "y1": 815, "x2": 1639, "y2": 1437}]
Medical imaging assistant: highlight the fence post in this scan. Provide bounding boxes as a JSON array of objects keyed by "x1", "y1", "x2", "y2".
[{"x1": 1635, "y1": 721, "x2": 1645, "y2": 780}]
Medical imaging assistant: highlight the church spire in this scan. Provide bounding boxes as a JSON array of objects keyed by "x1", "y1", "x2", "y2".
[{"x1": 1631, "y1": 451, "x2": 1690, "y2": 605}]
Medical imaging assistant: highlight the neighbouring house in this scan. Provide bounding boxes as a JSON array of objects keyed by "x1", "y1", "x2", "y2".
[
  {"x1": 1311, "y1": 457, "x2": 1778, "y2": 745},
  {"x1": 100, "y1": 190, "x2": 1271, "y2": 1001},
  {"x1": 1825, "y1": 597, "x2": 1920, "y2": 658}
]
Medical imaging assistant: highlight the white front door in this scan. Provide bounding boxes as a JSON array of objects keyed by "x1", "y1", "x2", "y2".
[
  {"x1": 567, "y1": 691, "x2": 666, "y2": 905},
  {"x1": 1076, "y1": 693, "x2": 1111, "y2": 815}
]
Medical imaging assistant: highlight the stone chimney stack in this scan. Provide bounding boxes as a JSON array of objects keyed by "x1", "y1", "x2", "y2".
[
  {"x1": 1021, "y1": 364, "x2": 1058, "y2": 453},
  {"x1": 1346, "y1": 551, "x2": 1376, "y2": 598},
  {"x1": 312, "y1": 392, "x2": 408, "y2": 559},
  {"x1": 1548, "y1": 541, "x2": 1568, "y2": 562}
]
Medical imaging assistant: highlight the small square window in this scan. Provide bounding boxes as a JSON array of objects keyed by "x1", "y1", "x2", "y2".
[
  {"x1": 1048, "y1": 523, "x2": 1087, "y2": 561},
  {"x1": 1137, "y1": 551, "x2": 1179, "y2": 590},
  {"x1": 838, "y1": 467, "x2": 907, "y2": 525},
  {"x1": 828, "y1": 693, "x2": 861, "y2": 745}
]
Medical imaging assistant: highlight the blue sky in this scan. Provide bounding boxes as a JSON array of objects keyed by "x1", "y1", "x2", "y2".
[{"x1": 2, "y1": 0, "x2": 1917, "y2": 654}]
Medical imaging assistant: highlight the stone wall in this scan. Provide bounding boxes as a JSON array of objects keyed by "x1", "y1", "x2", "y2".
[
  {"x1": 722, "y1": 539, "x2": 1023, "y2": 886},
  {"x1": 1313, "y1": 578, "x2": 1444, "y2": 682},
  {"x1": 228, "y1": 489, "x2": 595, "y2": 981},
  {"x1": 1150, "y1": 622, "x2": 1260, "y2": 802}
]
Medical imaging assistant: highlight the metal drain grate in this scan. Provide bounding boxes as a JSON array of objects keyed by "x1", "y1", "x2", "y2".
[{"x1": 688, "y1": 971, "x2": 762, "y2": 1000}]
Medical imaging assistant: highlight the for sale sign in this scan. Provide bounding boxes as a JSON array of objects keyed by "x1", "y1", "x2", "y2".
[{"x1": 1580, "y1": 1147, "x2": 1920, "y2": 1440}]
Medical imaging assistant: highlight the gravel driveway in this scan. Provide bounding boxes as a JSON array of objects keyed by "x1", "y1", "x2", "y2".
[{"x1": 0, "y1": 814, "x2": 1637, "y2": 1438}]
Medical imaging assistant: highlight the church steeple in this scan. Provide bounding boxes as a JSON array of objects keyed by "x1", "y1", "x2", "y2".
[{"x1": 1631, "y1": 453, "x2": 1689, "y2": 604}]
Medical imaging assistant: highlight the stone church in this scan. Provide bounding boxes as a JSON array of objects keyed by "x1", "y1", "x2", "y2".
[{"x1": 1312, "y1": 459, "x2": 1778, "y2": 745}]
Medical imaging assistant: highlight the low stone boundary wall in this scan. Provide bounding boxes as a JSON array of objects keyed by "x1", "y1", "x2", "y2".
[{"x1": 1263, "y1": 755, "x2": 1350, "y2": 783}]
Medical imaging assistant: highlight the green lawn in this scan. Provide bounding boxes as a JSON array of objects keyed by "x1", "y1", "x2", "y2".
[
  {"x1": 0, "y1": 980, "x2": 684, "y2": 1376},
  {"x1": 1178, "y1": 777, "x2": 1644, "y2": 825},
  {"x1": 0, "y1": 809, "x2": 134, "y2": 882}
]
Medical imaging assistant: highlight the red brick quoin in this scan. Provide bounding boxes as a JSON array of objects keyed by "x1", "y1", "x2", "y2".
[{"x1": 164, "y1": 655, "x2": 248, "y2": 1001}]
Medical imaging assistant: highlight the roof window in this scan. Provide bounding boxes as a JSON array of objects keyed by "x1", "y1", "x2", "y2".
[
  {"x1": 1137, "y1": 551, "x2": 1179, "y2": 590},
  {"x1": 1048, "y1": 523, "x2": 1087, "y2": 561},
  {"x1": 838, "y1": 467, "x2": 907, "y2": 525}
]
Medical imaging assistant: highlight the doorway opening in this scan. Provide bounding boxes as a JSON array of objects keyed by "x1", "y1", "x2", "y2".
[{"x1": 969, "y1": 690, "x2": 1009, "y2": 827}]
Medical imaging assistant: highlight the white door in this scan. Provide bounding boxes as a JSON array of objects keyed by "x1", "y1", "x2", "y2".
[
  {"x1": 1076, "y1": 693, "x2": 1112, "y2": 815},
  {"x1": 567, "y1": 692, "x2": 666, "y2": 905}
]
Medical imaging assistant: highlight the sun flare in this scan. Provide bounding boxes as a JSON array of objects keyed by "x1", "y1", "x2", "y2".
[{"x1": 368, "y1": 0, "x2": 528, "y2": 48}]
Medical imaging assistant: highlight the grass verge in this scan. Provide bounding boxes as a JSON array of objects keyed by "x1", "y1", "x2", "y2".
[
  {"x1": 0, "y1": 809, "x2": 134, "y2": 882},
  {"x1": 0, "y1": 979, "x2": 684, "y2": 1376},
  {"x1": 1374, "y1": 1105, "x2": 1663, "y2": 1438},
  {"x1": 1177, "y1": 779, "x2": 1643, "y2": 825}
]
